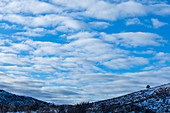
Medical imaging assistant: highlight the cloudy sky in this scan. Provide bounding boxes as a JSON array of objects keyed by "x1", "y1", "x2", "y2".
[{"x1": 0, "y1": 0, "x2": 170, "y2": 104}]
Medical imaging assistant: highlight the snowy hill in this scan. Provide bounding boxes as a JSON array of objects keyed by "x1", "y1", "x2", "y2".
[
  {"x1": 89, "y1": 83, "x2": 170, "y2": 112},
  {"x1": 0, "y1": 90, "x2": 49, "y2": 106}
]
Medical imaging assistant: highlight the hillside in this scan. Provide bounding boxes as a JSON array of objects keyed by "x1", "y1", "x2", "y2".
[
  {"x1": 0, "y1": 90, "x2": 49, "y2": 106},
  {"x1": 88, "y1": 83, "x2": 170, "y2": 112}
]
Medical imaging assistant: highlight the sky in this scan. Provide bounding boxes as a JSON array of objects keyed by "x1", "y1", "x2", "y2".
[{"x1": 0, "y1": 0, "x2": 170, "y2": 104}]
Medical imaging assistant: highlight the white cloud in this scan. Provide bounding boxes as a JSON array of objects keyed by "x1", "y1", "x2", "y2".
[
  {"x1": 143, "y1": 66, "x2": 155, "y2": 70},
  {"x1": 104, "y1": 56, "x2": 149, "y2": 69},
  {"x1": 0, "y1": 46, "x2": 19, "y2": 53},
  {"x1": 154, "y1": 52, "x2": 170, "y2": 63},
  {"x1": 102, "y1": 32, "x2": 163, "y2": 47},
  {"x1": 0, "y1": 14, "x2": 3, "y2": 20},
  {"x1": 0, "y1": 38, "x2": 11, "y2": 45},
  {"x1": 2, "y1": 14, "x2": 86, "y2": 30},
  {"x1": 53, "y1": 0, "x2": 170, "y2": 21},
  {"x1": 15, "y1": 27, "x2": 57, "y2": 37},
  {"x1": 0, "y1": 66, "x2": 33, "y2": 72},
  {"x1": 6, "y1": 71, "x2": 28, "y2": 75},
  {"x1": 151, "y1": 4, "x2": 170, "y2": 15},
  {"x1": 0, "y1": 0, "x2": 62, "y2": 14},
  {"x1": 0, "y1": 0, "x2": 170, "y2": 24},
  {"x1": 51, "y1": 0, "x2": 96, "y2": 10},
  {"x1": 109, "y1": 0, "x2": 167, "y2": 4},
  {"x1": 115, "y1": 32, "x2": 163, "y2": 47},
  {"x1": 82, "y1": 1, "x2": 146, "y2": 21},
  {"x1": 11, "y1": 43, "x2": 32, "y2": 51},
  {"x1": 89, "y1": 21, "x2": 111, "y2": 29},
  {"x1": 126, "y1": 18, "x2": 143, "y2": 25},
  {"x1": 69, "y1": 31, "x2": 164, "y2": 48},
  {"x1": 133, "y1": 50, "x2": 156, "y2": 55},
  {"x1": 67, "y1": 32, "x2": 98, "y2": 40},
  {"x1": 0, "y1": 53, "x2": 28, "y2": 65},
  {"x1": 151, "y1": 18, "x2": 168, "y2": 28},
  {"x1": 29, "y1": 41, "x2": 62, "y2": 56},
  {"x1": 0, "y1": 23, "x2": 17, "y2": 29}
]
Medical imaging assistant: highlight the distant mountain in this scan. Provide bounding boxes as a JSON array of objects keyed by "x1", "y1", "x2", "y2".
[{"x1": 0, "y1": 90, "x2": 49, "y2": 106}]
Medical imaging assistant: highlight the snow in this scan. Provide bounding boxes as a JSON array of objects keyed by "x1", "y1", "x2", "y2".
[{"x1": 90, "y1": 83, "x2": 170, "y2": 112}]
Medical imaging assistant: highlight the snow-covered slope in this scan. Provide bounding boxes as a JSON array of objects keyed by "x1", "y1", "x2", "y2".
[
  {"x1": 0, "y1": 90, "x2": 49, "y2": 105},
  {"x1": 90, "y1": 83, "x2": 170, "y2": 112}
]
